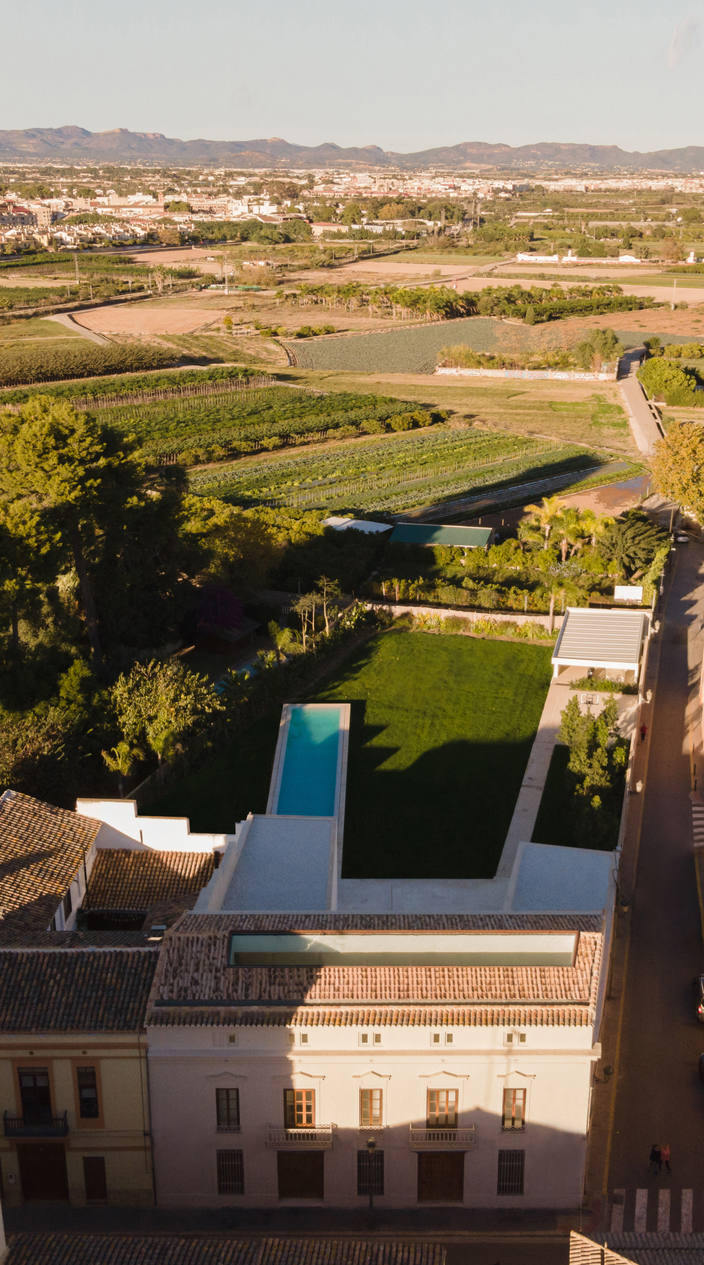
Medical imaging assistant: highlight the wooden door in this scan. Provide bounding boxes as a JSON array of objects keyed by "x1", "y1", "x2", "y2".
[
  {"x1": 83, "y1": 1155, "x2": 107, "y2": 1202},
  {"x1": 17, "y1": 1143, "x2": 68, "y2": 1201},
  {"x1": 417, "y1": 1151, "x2": 464, "y2": 1202},
  {"x1": 277, "y1": 1150, "x2": 324, "y2": 1199}
]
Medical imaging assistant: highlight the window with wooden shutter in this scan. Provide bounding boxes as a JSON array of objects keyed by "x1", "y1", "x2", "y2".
[
  {"x1": 502, "y1": 1087, "x2": 526, "y2": 1130},
  {"x1": 283, "y1": 1088, "x2": 315, "y2": 1128},
  {"x1": 426, "y1": 1088, "x2": 458, "y2": 1127},
  {"x1": 359, "y1": 1088, "x2": 383, "y2": 1128}
]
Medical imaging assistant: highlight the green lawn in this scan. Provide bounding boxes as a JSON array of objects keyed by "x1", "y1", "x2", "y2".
[
  {"x1": 150, "y1": 629, "x2": 552, "y2": 878},
  {"x1": 317, "y1": 631, "x2": 552, "y2": 878}
]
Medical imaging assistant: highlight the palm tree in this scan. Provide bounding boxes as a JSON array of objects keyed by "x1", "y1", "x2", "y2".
[
  {"x1": 101, "y1": 741, "x2": 142, "y2": 797},
  {"x1": 522, "y1": 495, "x2": 565, "y2": 546}
]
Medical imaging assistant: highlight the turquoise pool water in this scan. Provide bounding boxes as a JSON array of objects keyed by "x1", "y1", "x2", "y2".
[{"x1": 275, "y1": 705, "x2": 341, "y2": 817}]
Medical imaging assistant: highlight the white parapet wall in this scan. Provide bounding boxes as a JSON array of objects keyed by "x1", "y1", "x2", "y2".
[{"x1": 75, "y1": 798, "x2": 232, "y2": 854}]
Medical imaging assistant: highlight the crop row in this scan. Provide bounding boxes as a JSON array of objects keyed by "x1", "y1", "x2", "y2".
[
  {"x1": 287, "y1": 318, "x2": 513, "y2": 374},
  {"x1": 190, "y1": 427, "x2": 594, "y2": 513},
  {"x1": 0, "y1": 340, "x2": 189, "y2": 388},
  {"x1": 0, "y1": 363, "x2": 257, "y2": 405},
  {"x1": 101, "y1": 388, "x2": 441, "y2": 463}
]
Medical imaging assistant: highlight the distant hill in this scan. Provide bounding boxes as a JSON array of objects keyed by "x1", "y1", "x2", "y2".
[{"x1": 2, "y1": 127, "x2": 704, "y2": 171}]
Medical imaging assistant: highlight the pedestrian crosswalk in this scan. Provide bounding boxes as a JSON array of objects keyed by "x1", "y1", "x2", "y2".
[
  {"x1": 610, "y1": 1187, "x2": 694, "y2": 1233},
  {"x1": 691, "y1": 801, "x2": 704, "y2": 845}
]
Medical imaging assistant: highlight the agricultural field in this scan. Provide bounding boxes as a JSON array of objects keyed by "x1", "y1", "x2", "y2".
[
  {"x1": 282, "y1": 370, "x2": 634, "y2": 453},
  {"x1": 97, "y1": 386, "x2": 438, "y2": 464},
  {"x1": 189, "y1": 425, "x2": 602, "y2": 514},
  {"x1": 0, "y1": 337, "x2": 189, "y2": 388},
  {"x1": 287, "y1": 317, "x2": 538, "y2": 373},
  {"x1": 0, "y1": 316, "x2": 84, "y2": 344},
  {"x1": 285, "y1": 313, "x2": 679, "y2": 376},
  {"x1": 0, "y1": 363, "x2": 256, "y2": 406}
]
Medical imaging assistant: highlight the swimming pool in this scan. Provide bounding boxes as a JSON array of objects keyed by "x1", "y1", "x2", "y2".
[{"x1": 269, "y1": 704, "x2": 345, "y2": 817}]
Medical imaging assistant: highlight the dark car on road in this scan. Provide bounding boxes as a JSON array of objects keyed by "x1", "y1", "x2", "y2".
[{"x1": 695, "y1": 975, "x2": 704, "y2": 1021}]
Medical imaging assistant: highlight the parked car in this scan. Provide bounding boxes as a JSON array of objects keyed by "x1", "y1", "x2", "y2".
[{"x1": 695, "y1": 975, "x2": 704, "y2": 1021}]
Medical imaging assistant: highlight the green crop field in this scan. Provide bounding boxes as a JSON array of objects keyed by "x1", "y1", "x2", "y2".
[
  {"x1": 0, "y1": 317, "x2": 84, "y2": 344},
  {"x1": 189, "y1": 426, "x2": 600, "y2": 513},
  {"x1": 150, "y1": 629, "x2": 553, "y2": 877},
  {"x1": 100, "y1": 386, "x2": 436, "y2": 464},
  {"x1": 285, "y1": 317, "x2": 537, "y2": 374}
]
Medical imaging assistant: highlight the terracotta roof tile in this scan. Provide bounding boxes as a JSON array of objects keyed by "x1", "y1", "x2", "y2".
[
  {"x1": 86, "y1": 849, "x2": 214, "y2": 911},
  {"x1": 0, "y1": 948, "x2": 157, "y2": 1031},
  {"x1": 147, "y1": 918, "x2": 603, "y2": 1029},
  {"x1": 179, "y1": 913, "x2": 602, "y2": 933},
  {"x1": 5, "y1": 1236, "x2": 446, "y2": 1265},
  {"x1": 0, "y1": 790, "x2": 101, "y2": 935}
]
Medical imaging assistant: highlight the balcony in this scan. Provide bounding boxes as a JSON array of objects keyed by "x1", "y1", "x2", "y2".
[
  {"x1": 409, "y1": 1125, "x2": 477, "y2": 1149},
  {"x1": 4, "y1": 1111, "x2": 68, "y2": 1139},
  {"x1": 266, "y1": 1124, "x2": 334, "y2": 1150}
]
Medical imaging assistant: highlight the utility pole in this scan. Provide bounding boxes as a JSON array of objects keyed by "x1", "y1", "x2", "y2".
[{"x1": 74, "y1": 251, "x2": 79, "y2": 288}]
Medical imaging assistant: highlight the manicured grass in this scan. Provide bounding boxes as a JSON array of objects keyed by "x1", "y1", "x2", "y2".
[
  {"x1": 316, "y1": 630, "x2": 552, "y2": 878},
  {"x1": 532, "y1": 743, "x2": 623, "y2": 851},
  {"x1": 150, "y1": 629, "x2": 552, "y2": 878}
]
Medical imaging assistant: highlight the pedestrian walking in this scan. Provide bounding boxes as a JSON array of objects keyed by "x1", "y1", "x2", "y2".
[
  {"x1": 649, "y1": 1143, "x2": 661, "y2": 1175},
  {"x1": 661, "y1": 1143, "x2": 671, "y2": 1173},
  {"x1": 640, "y1": 723, "x2": 648, "y2": 743}
]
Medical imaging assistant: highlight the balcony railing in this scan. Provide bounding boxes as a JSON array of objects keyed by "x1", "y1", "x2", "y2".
[
  {"x1": 266, "y1": 1124, "x2": 334, "y2": 1149},
  {"x1": 409, "y1": 1125, "x2": 477, "y2": 1149},
  {"x1": 4, "y1": 1111, "x2": 68, "y2": 1139}
]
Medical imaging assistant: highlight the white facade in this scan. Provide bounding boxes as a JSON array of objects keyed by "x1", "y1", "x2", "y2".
[{"x1": 148, "y1": 1015, "x2": 598, "y2": 1209}]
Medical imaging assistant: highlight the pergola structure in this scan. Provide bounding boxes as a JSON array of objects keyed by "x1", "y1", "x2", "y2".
[{"x1": 551, "y1": 606, "x2": 651, "y2": 684}]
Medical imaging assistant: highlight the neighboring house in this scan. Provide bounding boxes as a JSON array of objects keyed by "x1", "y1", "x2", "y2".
[
  {"x1": 0, "y1": 790, "x2": 226, "y2": 941},
  {"x1": 0, "y1": 791, "x2": 222, "y2": 1206},
  {"x1": 0, "y1": 947, "x2": 157, "y2": 1205},
  {"x1": 147, "y1": 911, "x2": 604, "y2": 1210}
]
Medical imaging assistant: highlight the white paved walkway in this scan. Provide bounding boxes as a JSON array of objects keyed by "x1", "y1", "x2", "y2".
[{"x1": 496, "y1": 678, "x2": 569, "y2": 877}]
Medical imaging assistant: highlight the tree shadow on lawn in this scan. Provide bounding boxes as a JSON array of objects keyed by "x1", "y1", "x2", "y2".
[{"x1": 340, "y1": 714, "x2": 535, "y2": 881}]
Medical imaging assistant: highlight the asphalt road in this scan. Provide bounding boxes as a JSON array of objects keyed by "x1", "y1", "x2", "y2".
[{"x1": 607, "y1": 539, "x2": 704, "y2": 1227}]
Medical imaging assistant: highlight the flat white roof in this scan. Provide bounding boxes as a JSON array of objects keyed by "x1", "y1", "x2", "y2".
[
  {"x1": 552, "y1": 607, "x2": 649, "y2": 671},
  {"x1": 323, "y1": 516, "x2": 392, "y2": 534},
  {"x1": 509, "y1": 842, "x2": 614, "y2": 912},
  {"x1": 221, "y1": 815, "x2": 335, "y2": 911}
]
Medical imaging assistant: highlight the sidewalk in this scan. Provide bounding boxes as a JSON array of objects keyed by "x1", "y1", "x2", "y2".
[
  {"x1": 3, "y1": 1200, "x2": 569, "y2": 1240},
  {"x1": 578, "y1": 572, "x2": 664, "y2": 1231}
]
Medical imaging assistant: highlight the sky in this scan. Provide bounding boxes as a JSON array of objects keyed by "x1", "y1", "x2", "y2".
[{"x1": 2, "y1": 0, "x2": 703, "y2": 153}]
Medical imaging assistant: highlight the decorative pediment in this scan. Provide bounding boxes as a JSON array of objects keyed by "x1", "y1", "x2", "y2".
[
  {"x1": 204, "y1": 1070, "x2": 248, "y2": 1083},
  {"x1": 418, "y1": 1069, "x2": 470, "y2": 1080},
  {"x1": 352, "y1": 1069, "x2": 392, "y2": 1081},
  {"x1": 496, "y1": 1069, "x2": 536, "y2": 1080}
]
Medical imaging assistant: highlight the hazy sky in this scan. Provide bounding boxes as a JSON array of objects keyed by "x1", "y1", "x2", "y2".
[{"x1": 3, "y1": 0, "x2": 703, "y2": 152}]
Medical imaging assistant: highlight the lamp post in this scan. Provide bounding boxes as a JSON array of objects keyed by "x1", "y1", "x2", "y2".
[{"x1": 366, "y1": 1135, "x2": 376, "y2": 1212}]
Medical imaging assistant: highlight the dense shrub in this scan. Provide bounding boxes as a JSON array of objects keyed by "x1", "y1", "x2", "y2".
[{"x1": 638, "y1": 356, "x2": 702, "y2": 406}]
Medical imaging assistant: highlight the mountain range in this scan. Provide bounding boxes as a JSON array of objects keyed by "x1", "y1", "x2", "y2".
[{"x1": 3, "y1": 127, "x2": 704, "y2": 172}]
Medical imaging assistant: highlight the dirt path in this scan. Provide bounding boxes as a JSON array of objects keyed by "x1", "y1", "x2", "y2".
[{"x1": 49, "y1": 312, "x2": 111, "y2": 346}]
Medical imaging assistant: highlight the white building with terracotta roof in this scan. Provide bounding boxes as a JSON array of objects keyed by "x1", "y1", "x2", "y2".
[
  {"x1": 144, "y1": 696, "x2": 614, "y2": 1211},
  {"x1": 146, "y1": 910, "x2": 606, "y2": 1208}
]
